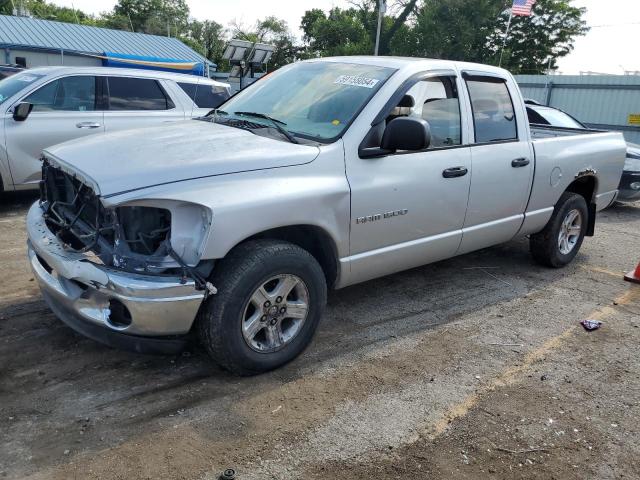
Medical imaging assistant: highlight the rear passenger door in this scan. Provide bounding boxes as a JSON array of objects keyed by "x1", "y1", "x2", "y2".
[
  {"x1": 457, "y1": 72, "x2": 534, "y2": 255},
  {"x1": 102, "y1": 76, "x2": 185, "y2": 133}
]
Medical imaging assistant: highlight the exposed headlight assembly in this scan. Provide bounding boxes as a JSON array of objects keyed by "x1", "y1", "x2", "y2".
[
  {"x1": 40, "y1": 162, "x2": 214, "y2": 290},
  {"x1": 113, "y1": 200, "x2": 212, "y2": 272}
]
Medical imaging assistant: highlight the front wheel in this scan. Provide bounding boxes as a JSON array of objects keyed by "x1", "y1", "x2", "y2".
[
  {"x1": 530, "y1": 192, "x2": 589, "y2": 268},
  {"x1": 196, "y1": 240, "x2": 327, "y2": 375}
]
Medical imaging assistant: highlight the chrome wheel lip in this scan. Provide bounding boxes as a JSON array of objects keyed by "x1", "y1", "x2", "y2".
[
  {"x1": 558, "y1": 208, "x2": 583, "y2": 255},
  {"x1": 241, "y1": 274, "x2": 310, "y2": 354}
]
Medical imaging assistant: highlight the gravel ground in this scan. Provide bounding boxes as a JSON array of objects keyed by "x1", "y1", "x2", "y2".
[{"x1": 1, "y1": 191, "x2": 639, "y2": 480}]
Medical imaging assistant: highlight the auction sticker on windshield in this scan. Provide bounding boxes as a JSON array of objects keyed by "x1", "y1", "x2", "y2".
[{"x1": 334, "y1": 75, "x2": 380, "y2": 88}]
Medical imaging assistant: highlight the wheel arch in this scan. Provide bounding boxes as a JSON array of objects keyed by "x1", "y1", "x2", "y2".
[
  {"x1": 564, "y1": 175, "x2": 597, "y2": 236},
  {"x1": 565, "y1": 174, "x2": 598, "y2": 204},
  {"x1": 232, "y1": 225, "x2": 340, "y2": 289}
]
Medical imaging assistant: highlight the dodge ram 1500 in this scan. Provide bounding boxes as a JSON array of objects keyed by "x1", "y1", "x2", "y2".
[{"x1": 26, "y1": 57, "x2": 627, "y2": 374}]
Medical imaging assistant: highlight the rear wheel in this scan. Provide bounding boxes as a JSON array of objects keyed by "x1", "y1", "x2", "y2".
[
  {"x1": 530, "y1": 192, "x2": 588, "y2": 268},
  {"x1": 197, "y1": 240, "x2": 327, "y2": 375}
]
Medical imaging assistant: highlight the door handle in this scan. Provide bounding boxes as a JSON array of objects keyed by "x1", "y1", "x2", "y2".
[
  {"x1": 76, "y1": 122, "x2": 101, "y2": 129},
  {"x1": 442, "y1": 166, "x2": 468, "y2": 178},
  {"x1": 511, "y1": 158, "x2": 530, "y2": 168}
]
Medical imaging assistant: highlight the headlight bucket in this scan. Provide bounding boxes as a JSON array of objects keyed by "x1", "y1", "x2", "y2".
[{"x1": 116, "y1": 200, "x2": 212, "y2": 267}]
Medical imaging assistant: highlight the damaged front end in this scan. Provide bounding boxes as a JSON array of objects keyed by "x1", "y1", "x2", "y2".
[{"x1": 39, "y1": 158, "x2": 214, "y2": 291}]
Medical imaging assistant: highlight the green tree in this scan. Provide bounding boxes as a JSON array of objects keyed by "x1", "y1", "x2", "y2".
[
  {"x1": 349, "y1": 0, "x2": 419, "y2": 55},
  {"x1": 407, "y1": 0, "x2": 507, "y2": 61},
  {"x1": 98, "y1": 13, "x2": 134, "y2": 31},
  {"x1": 300, "y1": 7, "x2": 371, "y2": 56},
  {"x1": 300, "y1": 1, "x2": 418, "y2": 57},
  {"x1": 112, "y1": 0, "x2": 189, "y2": 35},
  {"x1": 492, "y1": 0, "x2": 588, "y2": 73},
  {"x1": 231, "y1": 16, "x2": 300, "y2": 70},
  {"x1": 184, "y1": 19, "x2": 227, "y2": 66},
  {"x1": 1, "y1": 0, "x2": 97, "y2": 24}
]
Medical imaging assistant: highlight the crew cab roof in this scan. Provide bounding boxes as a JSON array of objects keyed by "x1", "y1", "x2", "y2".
[{"x1": 308, "y1": 56, "x2": 513, "y2": 78}]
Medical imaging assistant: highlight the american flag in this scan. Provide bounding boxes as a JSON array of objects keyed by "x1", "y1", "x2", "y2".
[{"x1": 512, "y1": 0, "x2": 536, "y2": 16}]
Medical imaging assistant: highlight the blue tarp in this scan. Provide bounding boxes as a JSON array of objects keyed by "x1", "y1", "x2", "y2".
[{"x1": 102, "y1": 52, "x2": 212, "y2": 76}]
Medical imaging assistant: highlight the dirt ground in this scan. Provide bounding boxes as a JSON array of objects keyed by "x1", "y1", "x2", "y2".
[{"x1": 1, "y1": 191, "x2": 639, "y2": 480}]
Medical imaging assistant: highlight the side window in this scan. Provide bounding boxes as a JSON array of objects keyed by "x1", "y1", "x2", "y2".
[
  {"x1": 400, "y1": 76, "x2": 462, "y2": 148},
  {"x1": 25, "y1": 76, "x2": 96, "y2": 112},
  {"x1": 178, "y1": 82, "x2": 197, "y2": 102},
  {"x1": 107, "y1": 77, "x2": 173, "y2": 111},
  {"x1": 178, "y1": 82, "x2": 229, "y2": 109},
  {"x1": 466, "y1": 78, "x2": 517, "y2": 143}
]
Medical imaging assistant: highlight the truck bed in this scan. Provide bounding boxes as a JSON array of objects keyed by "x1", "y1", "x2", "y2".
[{"x1": 527, "y1": 125, "x2": 627, "y2": 213}]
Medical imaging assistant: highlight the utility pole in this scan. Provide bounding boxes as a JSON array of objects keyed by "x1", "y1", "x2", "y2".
[{"x1": 374, "y1": 0, "x2": 386, "y2": 56}]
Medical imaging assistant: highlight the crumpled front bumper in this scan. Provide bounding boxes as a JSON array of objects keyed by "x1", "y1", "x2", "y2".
[{"x1": 26, "y1": 202, "x2": 205, "y2": 354}]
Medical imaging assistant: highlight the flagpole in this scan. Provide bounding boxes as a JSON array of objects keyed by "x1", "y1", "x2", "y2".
[
  {"x1": 374, "y1": 0, "x2": 386, "y2": 56},
  {"x1": 499, "y1": 10, "x2": 513, "y2": 68}
]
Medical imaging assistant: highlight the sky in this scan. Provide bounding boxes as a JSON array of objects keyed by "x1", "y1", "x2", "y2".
[{"x1": 50, "y1": 0, "x2": 640, "y2": 75}]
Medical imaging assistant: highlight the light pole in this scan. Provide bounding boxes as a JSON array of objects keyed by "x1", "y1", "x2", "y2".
[{"x1": 374, "y1": 0, "x2": 387, "y2": 56}]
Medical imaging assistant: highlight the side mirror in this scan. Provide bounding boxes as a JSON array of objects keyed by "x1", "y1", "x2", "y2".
[
  {"x1": 13, "y1": 102, "x2": 33, "y2": 122},
  {"x1": 381, "y1": 117, "x2": 431, "y2": 152}
]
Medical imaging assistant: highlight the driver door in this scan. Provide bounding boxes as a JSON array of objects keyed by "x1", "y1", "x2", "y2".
[
  {"x1": 345, "y1": 74, "x2": 472, "y2": 284},
  {"x1": 5, "y1": 75, "x2": 104, "y2": 187}
]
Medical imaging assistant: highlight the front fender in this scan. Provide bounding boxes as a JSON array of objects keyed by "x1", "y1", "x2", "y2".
[{"x1": 102, "y1": 142, "x2": 351, "y2": 263}]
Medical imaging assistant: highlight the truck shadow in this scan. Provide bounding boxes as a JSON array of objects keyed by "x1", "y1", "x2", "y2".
[
  {"x1": 0, "y1": 190, "x2": 39, "y2": 214},
  {"x1": 0, "y1": 226, "x2": 592, "y2": 474}
]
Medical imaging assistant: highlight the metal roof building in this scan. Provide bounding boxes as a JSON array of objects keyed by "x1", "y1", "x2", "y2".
[
  {"x1": 515, "y1": 74, "x2": 640, "y2": 144},
  {"x1": 0, "y1": 14, "x2": 213, "y2": 76}
]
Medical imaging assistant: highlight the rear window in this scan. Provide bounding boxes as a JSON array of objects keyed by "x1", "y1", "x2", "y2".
[
  {"x1": 178, "y1": 82, "x2": 229, "y2": 109},
  {"x1": 107, "y1": 77, "x2": 174, "y2": 111}
]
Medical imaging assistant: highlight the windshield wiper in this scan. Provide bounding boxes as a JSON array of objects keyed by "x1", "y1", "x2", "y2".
[
  {"x1": 233, "y1": 111, "x2": 299, "y2": 144},
  {"x1": 205, "y1": 108, "x2": 229, "y2": 119}
]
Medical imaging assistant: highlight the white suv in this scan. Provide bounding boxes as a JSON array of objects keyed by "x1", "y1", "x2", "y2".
[{"x1": 0, "y1": 66, "x2": 230, "y2": 192}]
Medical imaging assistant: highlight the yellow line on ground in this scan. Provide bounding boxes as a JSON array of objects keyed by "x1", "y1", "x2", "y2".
[
  {"x1": 427, "y1": 286, "x2": 640, "y2": 440},
  {"x1": 582, "y1": 265, "x2": 625, "y2": 279}
]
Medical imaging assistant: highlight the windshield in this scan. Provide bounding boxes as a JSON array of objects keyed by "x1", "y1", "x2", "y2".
[
  {"x1": 218, "y1": 61, "x2": 396, "y2": 142},
  {"x1": 530, "y1": 106, "x2": 584, "y2": 129},
  {"x1": 0, "y1": 71, "x2": 45, "y2": 105}
]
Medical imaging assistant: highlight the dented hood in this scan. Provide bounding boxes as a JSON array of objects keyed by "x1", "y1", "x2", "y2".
[{"x1": 43, "y1": 120, "x2": 320, "y2": 197}]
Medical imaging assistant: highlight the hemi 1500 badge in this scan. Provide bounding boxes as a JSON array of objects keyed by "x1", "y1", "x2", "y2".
[{"x1": 356, "y1": 209, "x2": 408, "y2": 224}]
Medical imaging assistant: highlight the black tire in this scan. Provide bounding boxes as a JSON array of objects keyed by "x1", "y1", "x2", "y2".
[
  {"x1": 196, "y1": 239, "x2": 327, "y2": 375},
  {"x1": 530, "y1": 192, "x2": 589, "y2": 268}
]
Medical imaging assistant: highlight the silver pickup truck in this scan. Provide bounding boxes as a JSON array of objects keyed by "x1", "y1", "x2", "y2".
[{"x1": 26, "y1": 57, "x2": 626, "y2": 374}]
